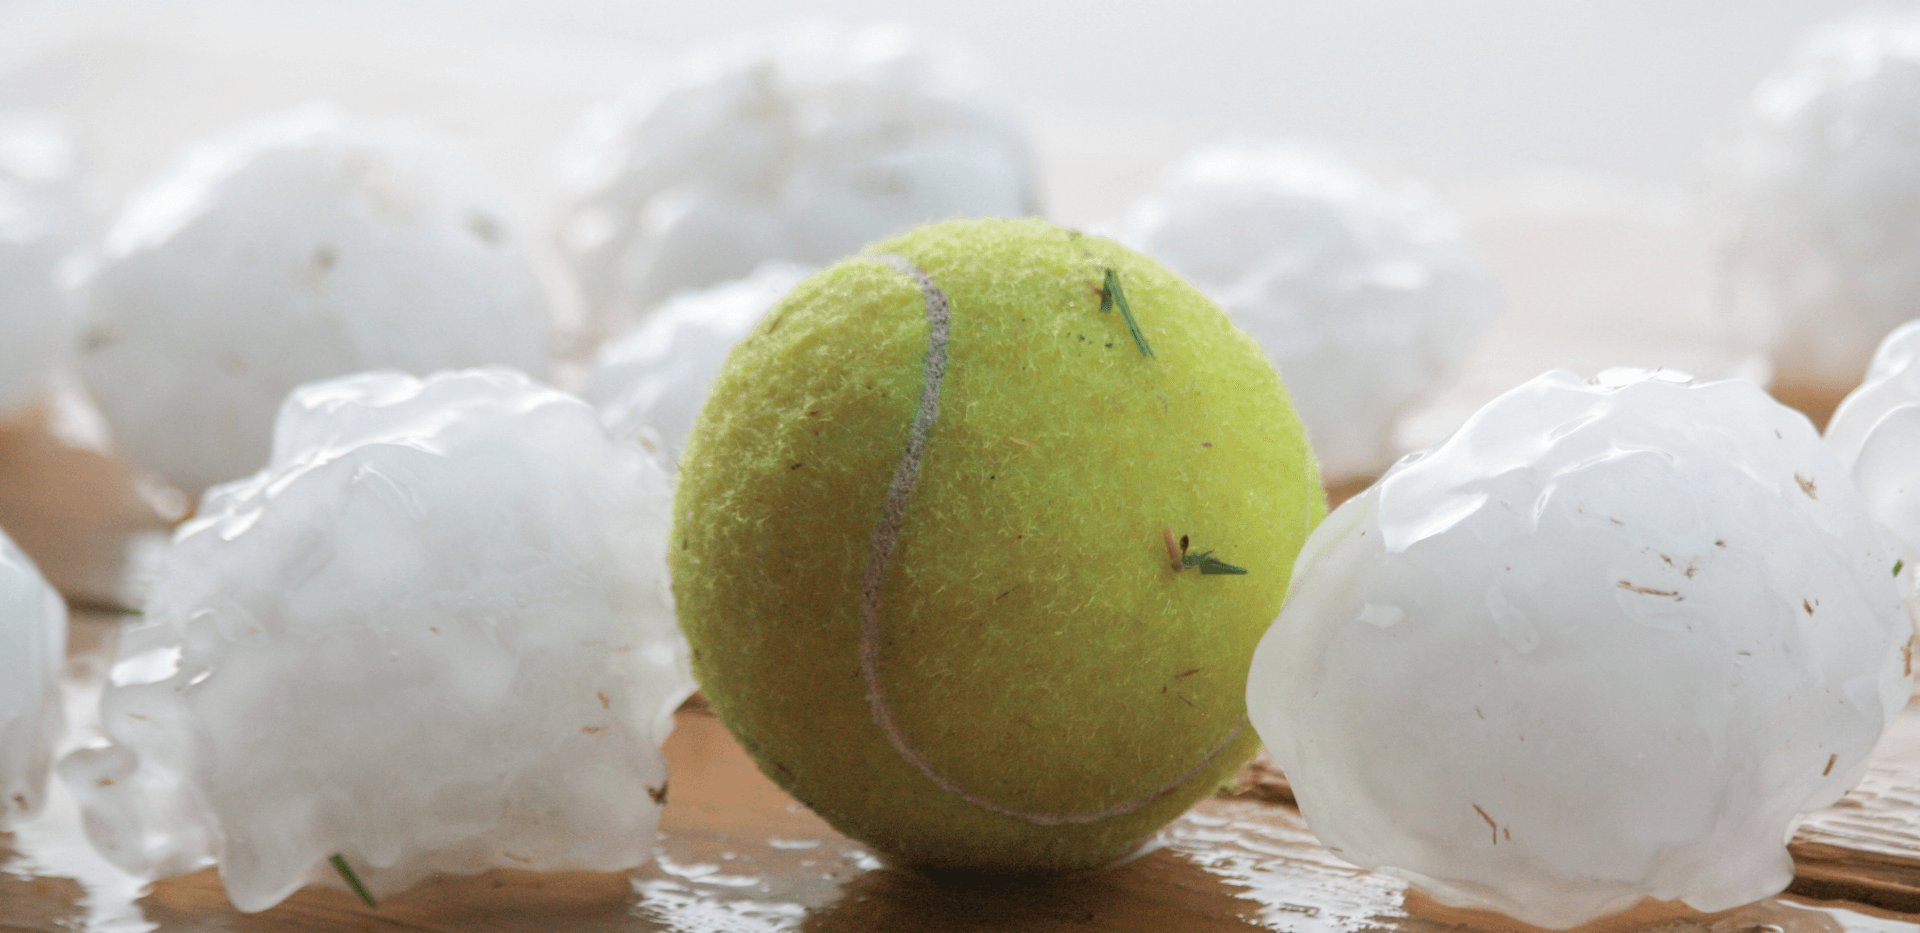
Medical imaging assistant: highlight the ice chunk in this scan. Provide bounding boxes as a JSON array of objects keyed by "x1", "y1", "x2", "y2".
[
  {"x1": 1113, "y1": 141, "x2": 1500, "y2": 481},
  {"x1": 74, "y1": 104, "x2": 554, "y2": 495},
  {"x1": 1712, "y1": 9, "x2": 1920, "y2": 396},
  {"x1": 1828, "y1": 319, "x2": 1920, "y2": 571},
  {"x1": 60, "y1": 368, "x2": 693, "y2": 912},
  {"x1": 1247, "y1": 369, "x2": 1915, "y2": 928},
  {"x1": 0, "y1": 114, "x2": 85, "y2": 417},
  {"x1": 0, "y1": 526, "x2": 66, "y2": 830},
  {"x1": 555, "y1": 22, "x2": 1036, "y2": 335},
  {"x1": 583, "y1": 261, "x2": 811, "y2": 464}
]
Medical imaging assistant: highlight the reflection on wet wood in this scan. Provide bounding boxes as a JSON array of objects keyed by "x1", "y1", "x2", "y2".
[{"x1": 7, "y1": 705, "x2": 1904, "y2": 933}]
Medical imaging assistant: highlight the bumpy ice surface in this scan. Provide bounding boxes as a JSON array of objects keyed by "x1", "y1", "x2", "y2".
[
  {"x1": 555, "y1": 22, "x2": 1036, "y2": 334},
  {"x1": 0, "y1": 114, "x2": 85, "y2": 416},
  {"x1": 1247, "y1": 369, "x2": 1915, "y2": 928},
  {"x1": 0, "y1": 527, "x2": 66, "y2": 830},
  {"x1": 1828, "y1": 319, "x2": 1920, "y2": 571},
  {"x1": 583, "y1": 261, "x2": 810, "y2": 463},
  {"x1": 60, "y1": 368, "x2": 692, "y2": 912},
  {"x1": 1115, "y1": 140, "x2": 1499, "y2": 482},
  {"x1": 75, "y1": 105, "x2": 553, "y2": 495},
  {"x1": 1714, "y1": 9, "x2": 1920, "y2": 393}
]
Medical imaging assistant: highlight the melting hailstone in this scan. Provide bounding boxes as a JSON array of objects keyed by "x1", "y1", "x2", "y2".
[
  {"x1": 74, "y1": 104, "x2": 553, "y2": 495},
  {"x1": 60, "y1": 368, "x2": 693, "y2": 912},
  {"x1": 1712, "y1": 8, "x2": 1920, "y2": 397},
  {"x1": 554, "y1": 22, "x2": 1036, "y2": 335},
  {"x1": 0, "y1": 526, "x2": 66, "y2": 829},
  {"x1": 583, "y1": 261, "x2": 812, "y2": 464},
  {"x1": 1827, "y1": 319, "x2": 1920, "y2": 572},
  {"x1": 1113, "y1": 140, "x2": 1500, "y2": 482},
  {"x1": 1247, "y1": 369, "x2": 1916, "y2": 929}
]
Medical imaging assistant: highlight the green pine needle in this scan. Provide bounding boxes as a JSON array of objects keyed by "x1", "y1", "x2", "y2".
[
  {"x1": 1181, "y1": 549, "x2": 1248, "y2": 575},
  {"x1": 329, "y1": 854, "x2": 378, "y2": 908},
  {"x1": 1101, "y1": 268, "x2": 1154, "y2": 359}
]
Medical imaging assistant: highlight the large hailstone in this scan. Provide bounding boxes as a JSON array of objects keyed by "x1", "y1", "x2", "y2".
[
  {"x1": 1827, "y1": 319, "x2": 1920, "y2": 569},
  {"x1": 59, "y1": 368, "x2": 692, "y2": 912},
  {"x1": 1114, "y1": 140, "x2": 1500, "y2": 482},
  {"x1": 582, "y1": 261, "x2": 811, "y2": 462},
  {"x1": 555, "y1": 22, "x2": 1036, "y2": 335},
  {"x1": 1, "y1": 526, "x2": 66, "y2": 830},
  {"x1": 1247, "y1": 369, "x2": 1914, "y2": 929},
  {"x1": 0, "y1": 114, "x2": 85, "y2": 417},
  {"x1": 1713, "y1": 8, "x2": 1920, "y2": 397},
  {"x1": 75, "y1": 105, "x2": 553, "y2": 495}
]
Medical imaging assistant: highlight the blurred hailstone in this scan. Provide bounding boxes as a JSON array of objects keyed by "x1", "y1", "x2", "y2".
[
  {"x1": 1114, "y1": 141, "x2": 1500, "y2": 482},
  {"x1": 1248, "y1": 369, "x2": 1913, "y2": 929},
  {"x1": 0, "y1": 114, "x2": 87, "y2": 418},
  {"x1": 556, "y1": 22, "x2": 1037, "y2": 336},
  {"x1": 1827, "y1": 319, "x2": 1920, "y2": 570},
  {"x1": 1712, "y1": 8, "x2": 1920, "y2": 401},
  {"x1": 60, "y1": 368, "x2": 692, "y2": 912},
  {"x1": 75, "y1": 105, "x2": 553, "y2": 496},
  {"x1": 1, "y1": 527, "x2": 66, "y2": 830},
  {"x1": 583, "y1": 261, "x2": 811, "y2": 462}
]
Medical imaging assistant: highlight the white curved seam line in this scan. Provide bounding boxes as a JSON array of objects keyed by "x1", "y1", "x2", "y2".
[{"x1": 860, "y1": 252, "x2": 1243, "y2": 826}]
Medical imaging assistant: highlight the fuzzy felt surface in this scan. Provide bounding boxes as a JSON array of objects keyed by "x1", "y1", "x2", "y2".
[{"x1": 672, "y1": 217, "x2": 1325, "y2": 872}]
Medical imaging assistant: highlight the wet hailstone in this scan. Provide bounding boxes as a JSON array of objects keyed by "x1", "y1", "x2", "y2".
[
  {"x1": 1113, "y1": 140, "x2": 1500, "y2": 482},
  {"x1": 1247, "y1": 369, "x2": 1916, "y2": 929},
  {"x1": 59, "y1": 368, "x2": 693, "y2": 912},
  {"x1": 0, "y1": 527, "x2": 66, "y2": 830},
  {"x1": 583, "y1": 261, "x2": 812, "y2": 464},
  {"x1": 1827, "y1": 319, "x2": 1920, "y2": 576},
  {"x1": 74, "y1": 104, "x2": 553, "y2": 496},
  {"x1": 555, "y1": 22, "x2": 1036, "y2": 336},
  {"x1": 1712, "y1": 8, "x2": 1920, "y2": 397},
  {"x1": 0, "y1": 113, "x2": 86, "y2": 418}
]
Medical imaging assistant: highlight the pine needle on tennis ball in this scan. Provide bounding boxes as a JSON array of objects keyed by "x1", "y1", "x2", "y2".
[{"x1": 672, "y1": 217, "x2": 1325, "y2": 873}]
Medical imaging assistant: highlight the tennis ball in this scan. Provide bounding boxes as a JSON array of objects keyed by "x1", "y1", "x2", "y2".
[{"x1": 671, "y1": 217, "x2": 1324, "y2": 872}]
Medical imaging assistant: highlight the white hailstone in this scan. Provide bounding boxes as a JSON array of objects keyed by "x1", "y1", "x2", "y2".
[
  {"x1": 0, "y1": 114, "x2": 85, "y2": 417},
  {"x1": 59, "y1": 368, "x2": 692, "y2": 912},
  {"x1": 1713, "y1": 8, "x2": 1920, "y2": 396},
  {"x1": 75, "y1": 105, "x2": 553, "y2": 496},
  {"x1": 1827, "y1": 319, "x2": 1920, "y2": 569},
  {"x1": 1114, "y1": 140, "x2": 1500, "y2": 482},
  {"x1": 0, "y1": 526, "x2": 66, "y2": 830},
  {"x1": 556, "y1": 22, "x2": 1036, "y2": 335},
  {"x1": 583, "y1": 261, "x2": 811, "y2": 462},
  {"x1": 1247, "y1": 369, "x2": 1914, "y2": 929}
]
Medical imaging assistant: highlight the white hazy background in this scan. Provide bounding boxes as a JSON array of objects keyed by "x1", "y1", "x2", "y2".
[{"x1": 0, "y1": 0, "x2": 1887, "y2": 443}]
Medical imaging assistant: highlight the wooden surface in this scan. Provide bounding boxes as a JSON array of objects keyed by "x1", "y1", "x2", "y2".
[{"x1": 7, "y1": 414, "x2": 1920, "y2": 932}]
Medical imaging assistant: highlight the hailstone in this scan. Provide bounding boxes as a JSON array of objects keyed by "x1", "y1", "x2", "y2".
[
  {"x1": 59, "y1": 368, "x2": 692, "y2": 912},
  {"x1": 1827, "y1": 319, "x2": 1920, "y2": 569},
  {"x1": 0, "y1": 114, "x2": 85, "y2": 417},
  {"x1": 75, "y1": 104, "x2": 553, "y2": 495},
  {"x1": 582, "y1": 261, "x2": 811, "y2": 463},
  {"x1": 1713, "y1": 8, "x2": 1920, "y2": 397},
  {"x1": 0, "y1": 526, "x2": 66, "y2": 830},
  {"x1": 1114, "y1": 140, "x2": 1500, "y2": 482},
  {"x1": 555, "y1": 22, "x2": 1036, "y2": 335},
  {"x1": 1247, "y1": 369, "x2": 1914, "y2": 929}
]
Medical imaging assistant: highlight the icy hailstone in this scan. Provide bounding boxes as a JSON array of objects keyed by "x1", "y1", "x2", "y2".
[
  {"x1": 1115, "y1": 140, "x2": 1499, "y2": 482},
  {"x1": 60, "y1": 368, "x2": 692, "y2": 912},
  {"x1": 0, "y1": 115, "x2": 84, "y2": 417},
  {"x1": 75, "y1": 105, "x2": 553, "y2": 495},
  {"x1": 1827, "y1": 319, "x2": 1920, "y2": 568},
  {"x1": 556, "y1": 22, "x2": 1036, "y2": 334},
  {"x1": 0, "y1": 527, "x2": 65, "y2": 830},
  {"x1": 1246, "y1": 369, "x2": 1915, "y2": 929},
  {"x1": 1714, "y1": 8, "x2": 1920, "y2": 396},
  {"x1": 583, "y1": 261, "x2": 811, "y2": 462}
]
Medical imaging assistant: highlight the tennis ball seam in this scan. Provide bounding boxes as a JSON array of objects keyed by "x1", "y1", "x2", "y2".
[{"x1": 858, "y1": 252, "x2": 1248, "y2": 827}]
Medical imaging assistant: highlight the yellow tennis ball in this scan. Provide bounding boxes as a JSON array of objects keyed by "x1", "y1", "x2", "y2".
[{"x1": 671, "y1": 217, "x2": 1324, "y2": 872}]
